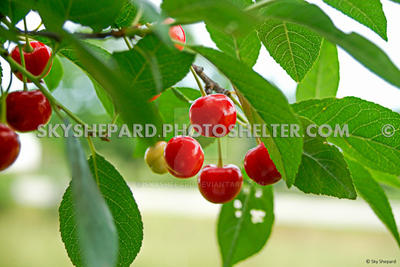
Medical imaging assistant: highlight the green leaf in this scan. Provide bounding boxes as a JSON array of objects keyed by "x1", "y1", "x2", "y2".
[
  {"x1": 44, "y1": 55, "x2": 64, "y2": 91},
  {"x1": 114, "y1": 0, "x2": 137, "y2": 28},
  {"x1": 296, "y1": 39, "x2": 339, "y2": 101},
  {"x1": 345, "y1": 158, "x2": 400, "y2": 247},
  {"x1": 369, "y1": 169, "x2": 400, "y2": 189},
  {"x1": 59, "y1": 41, "x2": 115, "y2": 117},
  {"x1": 158, "y1": 87, "x2": 199, "y2": 130},
  {"x1": 294, "y1": 117, "x2": 356, "y2": 199},
  {"x1": 191, "y1": 46, "x2": 303, "y2": 187},
  {"x1": 0, "y1": 25, "x2": 19, "y2": 42},
  {"x1": 64, "y1": 35, "x2": 163, "y2": 145},
  {"x1": 389, "y1": 0, "x2": 400, "y2": 3},
  {"x1": 112, "y1": 34, "x2": 195, "y2": 100},
  {"x1": 218, "y1": 182, "x2": 274, "y2": 267},
  {"x1": 207, "y1": 26, "x2": 261, "y2": 67},
  {"x1": 0, "y1": 0, "x2": 30, "y2": 24},
  {"x1": 257, "y1": 19, "x2": 322, "y2": 82},
  {"x1": 293, "y1": 97, "x2": 400, "y2": 175},
  {"x1": 90, "y1": 77, "x2": 115, "y2": 116},
  {"x1": 60, "y1": 153, "x2": 143, "y2": 267},
  {"x1": 38, "y1": 0, "x2": 125, "y2": 31},
  {"x1": 161, "y1": 0, "x2": 262, "y2": 37},
  {"x1": 205, "y1": 0, "x2": 261, "y2": 68},
  {"x1": 63, "y1": 126, "x2": 118, "y2": 267},
  {"x1": 206, "y1": 25, "x2": 260, "y2": 68},
  {"x1": 257, "y1": 0, "x2": 400, "y2": 89},
  {"x1": 323, "y1": 0, "x2": 387, "y2": 40}
]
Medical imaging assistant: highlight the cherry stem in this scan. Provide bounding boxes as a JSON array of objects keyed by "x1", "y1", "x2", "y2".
[
  {"x1": 190, "y1": 66, "x2": 207, "y2": 96},
  {"x1": 32, "y1": 21, "x2": 43, "y2": 32},
  {"x1": 256, "y1": 137, "x2": 262, "y2": 145},
  {"x1": 87, "y1": 136, "x2": 100, "y2": 186},
  {"x1": 0, "y1": 93, "x2": 6, "y2": 123},
  {"x1": 111, "y1": 113, "x2": 119, "y2": 124},
  {"x1": 236, "y1": 117, "x2": 249, "y2": 128},
  {"x1": 217, "y1": 138, "x2": 223, "y2": 168},
  {"x1": 18, "y1": 45, "x2": 28, "y2": 91},
  {"x1": 132, "y1": 7, "x2": 143, "y2": 26},
  {"x1": 5, "y1": 71, "x2": 13, "y2": 93},
  {"x1": 123, "y1": 36, "x2": 133, "y2": 50},
  {"x1": 23, "y1": 17, "x2": 33, "y2": 53},
  {"x1": 236, "y1": 111, "x2": 249, "y2": 125},
  {"x1": 171, "y1": 87, "x2": 192, "y2": 104}
]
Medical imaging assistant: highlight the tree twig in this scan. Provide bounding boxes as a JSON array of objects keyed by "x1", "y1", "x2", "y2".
[{"x1": 191, "y1": 64, "x2": 228, "y2": 95}]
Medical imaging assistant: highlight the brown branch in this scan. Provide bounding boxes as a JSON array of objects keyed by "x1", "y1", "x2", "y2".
[
  {"x1": 191, "y1": 64, "x2": 232, "y2": 96},
  {"x1": 20, "y1": 26, "x2": 151, "y2": 43}
]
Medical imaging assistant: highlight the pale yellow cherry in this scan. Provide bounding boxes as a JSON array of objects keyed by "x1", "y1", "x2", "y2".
[{"x1": 144, "y1": 141, "x2": 168, "y2": 174}]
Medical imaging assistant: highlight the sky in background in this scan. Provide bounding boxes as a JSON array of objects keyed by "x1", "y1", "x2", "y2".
[{"x1": 1, "y1": 0, "x2": 400, "y2": 110}]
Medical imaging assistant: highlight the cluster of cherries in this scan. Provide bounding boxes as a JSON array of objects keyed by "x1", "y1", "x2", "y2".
[
  {"x1": 0, "y1": 42, "x2": 53, "y2": 171},
  {"x1": 145, "y1": 93, "x2": 282, "y2": 204},
  {"x1": 145, "y1": 23, "x2": 282, "y2": 204}
]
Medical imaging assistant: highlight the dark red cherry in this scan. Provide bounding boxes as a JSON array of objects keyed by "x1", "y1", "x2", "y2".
[
  {"x1": 0, "y1": 124, "x2": 20, "y2": 171},
  {"x1": 189, "y1": 94, "x2": 236, "y2": 137},
  {"x1": 11, "y1": 41, "x2": 52, "y2": 81},
  {"x1": 6, "y1": 90, "x2": 52, "y2": 132},
  {"x1": 198, "y1": 164, "x2": 243, "y2": 203},
  {"x1": 164, "y1": 136, "x2": 204, "y2": 178},
  {"x1": 244, "y1": 143, "x2": 281, "y2": 186}
]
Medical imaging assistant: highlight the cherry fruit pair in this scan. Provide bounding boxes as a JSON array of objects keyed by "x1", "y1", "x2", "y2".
[
  {"x1": 162, "y1": 135, "x2": 242, "y2": 204},
  {"x1": 8, "y1": 41, "x2": 53, "y2": 132},
  {"x1": 0, "y1": 42, "x2": 53, "y2": 172}
]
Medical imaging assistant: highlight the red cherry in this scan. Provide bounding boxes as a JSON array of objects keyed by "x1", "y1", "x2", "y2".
[
  {"x1": 198, "y1": 164, "x2": 243, "y2": 203},
  {"x1": 189, "y1": 94, "x2": 236, "y2": 137},
  {"x1": 6, "y1": 90, "x2": 52, "y2": 132},
  {"x1": 244, "y1": 143, "x2": 281, "y2": 186},
  {"x1": 0, "y1": 124, "x2": 20, "y2": 171},
  {"x1": 11, "y1": 41, "x2": 52, "y2": 81},
  {"x1": 169, "y1": 25, "x2": 186, "y2": 51},
  {"x1": 149, "y1": 93, "x2": 161, "y2": 102},
  {"x1": 164, "y1": 136, "x2": 204, "y2": 178}
]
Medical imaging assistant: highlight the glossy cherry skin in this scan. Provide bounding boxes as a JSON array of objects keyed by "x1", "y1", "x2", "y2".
[
  {"x1": 11, "y1": 42, "x2": 52, "y2": 81},
  {"x1": 244, "y1": 143, "x2": 281, "y2": 186},
  {"x1": 0, "y1": 124, "x2": 20, "y2": 171},
  {"x1": 169, "y1": 24, "x2": 186, "y2": 50},
  {"x1": 189, "y1": 94, "x2": 236, "y2": 137},
  {"x1": 198, "y1": 164, "x2": 243, "y2": 203},
  {"x1": 164, "y1": 136, "x2": 204, "y2": 178},
  {"x1": 6, "y1": 90, "x2": 52, "y2": 132},
  {"x1": 145, "y1": 141, "x2": 168, "y2": 174}
]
